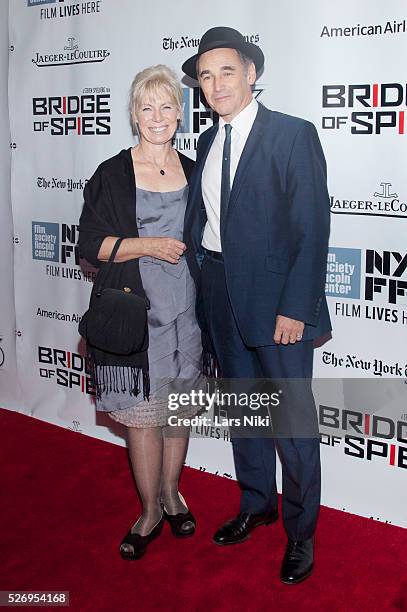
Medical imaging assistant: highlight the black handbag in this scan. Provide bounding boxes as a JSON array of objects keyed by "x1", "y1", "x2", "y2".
[{"x1": 78, "y1": 238, "x2": 149, "y2": 355}]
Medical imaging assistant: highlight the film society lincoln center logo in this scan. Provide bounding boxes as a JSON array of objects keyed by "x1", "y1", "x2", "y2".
[
  {"x1": 326, "y1": 246, "x2": 407, "y2": 325},
  {"x1": 32, "y1": 221, "x2": 96, "y2": 283},
  {"x1": 32, "y1": 36, "x2": 110, "y2": 68}
]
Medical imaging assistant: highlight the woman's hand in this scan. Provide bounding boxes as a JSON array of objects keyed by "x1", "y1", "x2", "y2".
[
  {"x1": 144, "y1": 237, "x2": 187, "y2": 264},
  {"x1": 97, "y1": 236, "x2": 186, "y2": 263}
]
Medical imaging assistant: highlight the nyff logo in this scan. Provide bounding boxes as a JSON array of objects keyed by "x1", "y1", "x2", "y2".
[
  {"x1": 32, "y1": 222, "x2": 79, "y2": 265},
  {"x1": 178, "y1": 86, "x2": 264, "y2": 135},
  {"x1": 365, "y1": 250, "x2": 407, "y2": 304},
  {"x1": 178, "y1": 87, "x2": 214, "y2": 136}
]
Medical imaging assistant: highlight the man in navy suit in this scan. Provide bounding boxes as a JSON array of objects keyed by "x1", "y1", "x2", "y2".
[{"x1": 182, "y1": 27, "x2": 331, "y2": 584}]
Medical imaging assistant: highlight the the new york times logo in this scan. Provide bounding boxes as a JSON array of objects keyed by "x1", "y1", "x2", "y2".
[
  {"x1": 38, "y1": 345, "x2": 95, "y2": 395},
  {"x1": 32, "y1": 91, "x2": 110, "y2": 135},
  {"x1": 163, "y1": 33, "x2": 260, "y2": 51},
  {"x1": 365, "y1": 250, "x2": 407, "y2": 305},
  {"x1": 36, "y1": 176, "x2": 87, "y2": 193},
  {"x1": 320, "y1": 405, "x2": 407, "y2": 469},
  {"x1": 322, "y1": 83, "x2": 407, "y2": 135}
]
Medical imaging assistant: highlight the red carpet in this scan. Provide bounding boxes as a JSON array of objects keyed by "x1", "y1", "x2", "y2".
[{"x1": 1, "y1": 407, "x2": 406, "y2": 611}]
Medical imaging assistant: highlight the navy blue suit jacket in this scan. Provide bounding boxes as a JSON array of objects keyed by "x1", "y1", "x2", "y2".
[{"x1": 184, "y1": 103, "x2": 332, "y2": 347}]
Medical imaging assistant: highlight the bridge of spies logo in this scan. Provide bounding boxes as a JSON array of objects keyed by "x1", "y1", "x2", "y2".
[
  {"x1": 32, "y1": 36, "x2": 110, "y2": 68},
  {"x1": 320, "y1": 405, "x2": 407, "y2": 469},
  {"x1": 32, "y1": 221, "x2": 96, "y2": 283},
  {"x1": 32, "y1": 91, "x2": 110, "y2": 135},
  {"x1": 38, "y1": 345, "x2": 95, "y2": 395},
  {"x1": 322, "y1": 83, "x2": 406, "y2": 134}
]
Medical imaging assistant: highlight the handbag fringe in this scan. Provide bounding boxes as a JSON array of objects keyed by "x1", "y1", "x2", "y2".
[
  {"x1": 87, "y1": 350, "x2": 150, "y2": 401},
  {"x1": 202, "y1": 349, "x2": 221, "y2": 379},
  {"x1": 201, "y1": 330, "x2": 221, "y2": 379}
]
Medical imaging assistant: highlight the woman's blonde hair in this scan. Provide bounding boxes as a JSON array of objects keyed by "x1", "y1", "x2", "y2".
[{"x1": 129, "y1": 64, "x2": 183, "y2": 135}]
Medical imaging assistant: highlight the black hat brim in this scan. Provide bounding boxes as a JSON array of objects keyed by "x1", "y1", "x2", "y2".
[{"x1": 182, "y1": 40, "x2": 264, "y2": 81}]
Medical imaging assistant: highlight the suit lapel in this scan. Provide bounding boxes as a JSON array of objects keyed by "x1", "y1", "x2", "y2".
[{"x1": 227, "y1": 103, "x2": 268, "y2": 214}]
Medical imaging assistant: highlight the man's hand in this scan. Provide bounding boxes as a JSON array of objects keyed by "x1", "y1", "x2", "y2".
[{"x1": 274, "y1": 315, "x2": 305, "y2": 345}]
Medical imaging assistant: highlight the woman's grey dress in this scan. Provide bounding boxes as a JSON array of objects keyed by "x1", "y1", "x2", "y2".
[{"x1": 96, "y1": 185, "x2": 203, "y2": 427}]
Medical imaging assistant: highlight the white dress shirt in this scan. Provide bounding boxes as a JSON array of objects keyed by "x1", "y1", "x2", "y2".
[{"x1": 201, "y1": 98, "x2": 259, "y2": 252}]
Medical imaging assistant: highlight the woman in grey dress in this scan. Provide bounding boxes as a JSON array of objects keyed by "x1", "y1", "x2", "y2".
[{"x1": 81, "y1": 66, "x2": 203, "y2": 560}]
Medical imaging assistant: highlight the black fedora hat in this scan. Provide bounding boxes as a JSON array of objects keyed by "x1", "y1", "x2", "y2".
[{"x1": 182, "y1": 26, "x2": 264, "y2": 81}]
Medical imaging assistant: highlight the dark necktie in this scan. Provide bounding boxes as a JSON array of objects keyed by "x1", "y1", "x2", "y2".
[{"x1": 220, "y1": 123, "x2": 232, "y2": 230}]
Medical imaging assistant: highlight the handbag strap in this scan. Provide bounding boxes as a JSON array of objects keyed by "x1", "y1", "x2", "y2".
[
  {"x1": 108, "y1": 237, "x2": 124, "y2": 264},
  {"x1": 94, "y1": 238, "x2": 150, "y2": 309},
  {"x1": 95, "y1": 237, "x2": 123, "y2": 295}
]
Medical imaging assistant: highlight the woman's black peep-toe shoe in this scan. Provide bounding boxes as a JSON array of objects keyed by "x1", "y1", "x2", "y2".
[
  {"x1": 163, "y1": 493, "x2": 196, "y2": 538},
  {"x1": 119, "y1": 514, "x2": 164, "y2": 560}
]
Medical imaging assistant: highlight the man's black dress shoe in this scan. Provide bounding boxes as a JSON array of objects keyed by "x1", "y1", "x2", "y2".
[
  {"x1": 213, "y1": 509, "x2": 278, "y2": 545},
  {"x1": 119, "y1": 514, "x2": 165, "y2": 560},
  {"x1": 280, "y1": 538, "x2": 314, "y2": 584}
]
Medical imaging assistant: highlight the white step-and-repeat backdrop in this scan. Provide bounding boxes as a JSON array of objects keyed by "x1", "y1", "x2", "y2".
[
  {"x1": 0, "y1": 0, "x2": 21, "y2": 412},
  {"x1": 3, "y1": 0, "x2": 406, "y2": 527}
]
